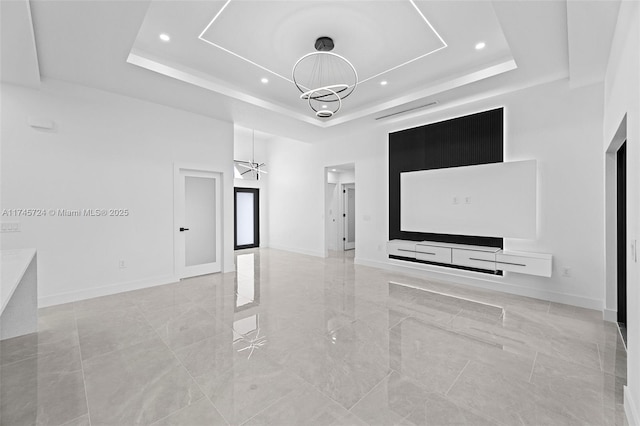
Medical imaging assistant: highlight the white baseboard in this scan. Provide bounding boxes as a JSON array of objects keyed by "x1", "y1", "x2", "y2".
[
  {"x1": 625, "y1": 386, "x2": 639, "y2": 426},
  {"x1": 354, "y1": 257, "x2": 603, "y2": 310},
  {"x1": 38, "y1": 274, "x2": 179, "y2": 308},
  {"x1": 604, "y1": 308, "x2": 618, "y2": 323},
  {"x1": 267, "y1": 244, "x2": 325, "y2": 258}
]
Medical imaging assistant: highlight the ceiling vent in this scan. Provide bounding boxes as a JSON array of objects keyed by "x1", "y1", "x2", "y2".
[{"x1": 374, "y1": 101, "x2": 439, "y2": 121}]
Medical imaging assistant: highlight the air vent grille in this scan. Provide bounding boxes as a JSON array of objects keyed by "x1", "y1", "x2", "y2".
[{"x1": 375, "y1": 101, "x2": 439, "y2": 121}]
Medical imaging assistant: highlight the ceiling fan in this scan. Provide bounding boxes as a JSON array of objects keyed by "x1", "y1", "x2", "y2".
[{"x1": 234, "y1": 130, "x2": 267, "y2": 180}]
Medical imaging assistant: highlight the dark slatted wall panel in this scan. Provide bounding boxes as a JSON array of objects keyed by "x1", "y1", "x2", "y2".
[{"x1": 389, "y1": 108, "x2": 504, "y2": 248}]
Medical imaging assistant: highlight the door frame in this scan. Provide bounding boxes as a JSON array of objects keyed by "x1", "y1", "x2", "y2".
[
  {"x1": 234, "y1": 187, "x2": 260, "y2": 250},
  {"x1": 604, "y1": 115, "x2": 627, "y2": 323},
  {"x1": 616, "y1": 141, "x2": 627, "y2": 325},
  {"x1": 323, "y1": 164, "x2": 356, "y2": 257},
  {"x1": 173, "y1": 163, "x2": 223, "y2": 279}
]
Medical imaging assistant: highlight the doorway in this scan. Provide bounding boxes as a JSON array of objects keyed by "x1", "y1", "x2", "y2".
[
  {"x1": 324, "y1": 164, "x2": 355, "y2": 256},
  {"x1": 616, "y1": 141, "x2": 627, "y2": 334},
  {"x1": 234, "y1": 188, "x2": 260, "y2": 250},
  {"x1": 174, "y1": 166, "x2": 222, "y2": 279}
]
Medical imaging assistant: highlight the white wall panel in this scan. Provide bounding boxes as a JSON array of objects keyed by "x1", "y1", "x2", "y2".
[{"x1": 400, "y1": 160, "x2": 536, "y2": 238}]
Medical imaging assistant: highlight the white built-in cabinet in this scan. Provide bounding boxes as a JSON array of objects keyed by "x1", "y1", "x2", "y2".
[{"x1": 387, "y1": 240, "x2": 552, "y2": 277}]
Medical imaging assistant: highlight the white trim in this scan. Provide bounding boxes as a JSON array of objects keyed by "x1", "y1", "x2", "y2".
[
  {"x1": 38, "y1": 274, "x2": 179, "y2": 308},
  {"x1": 328, "y1": 59, "x2": 517, "y2": 127},
  {"x1": 127, "y1": 49, "x2": 515, "y2": 129},
  {"x1": 267, "y1": 244, "x2": 325, "y2": 259},
  {"x1": 198, "y1": 0, "x2": 232, "y2": 40},
  {"x1": 625, "y1": 386, "x2": 639, "y2": 426},
  {"x1": 126, "y1": 51, "x2": 319, "y2": 126},
  {"x1": 604, "y1": 115, "x2": 627, "y2": 326},
  {"x1": 604, "y1": 308, "x2": 618, "y2": 322},
  {"x1": 354, "y1": 257, "x2": 603, "y2": 310}
]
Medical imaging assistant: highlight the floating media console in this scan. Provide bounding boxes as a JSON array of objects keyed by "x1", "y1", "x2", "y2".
[{"x1": 387, "y1": 240, "x2": 552, "y2": 277}]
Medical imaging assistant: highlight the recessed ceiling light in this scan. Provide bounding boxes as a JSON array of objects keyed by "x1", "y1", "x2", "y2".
[
  {"x1": 159, "y1": 33, "x2": 171, "y2": 42},
  {"x1": 475, "y1": 42, "x2": 486, "y2": 50},
  {"x1": 322, "y1": 105, "x2": 328, "y2": 109},
  {"x1": 380, "y1": 80, "x2": 388, "y2": 86},
  {"x1": 260, "y1": 77, "x2": 269, "y2": 84},
  {"x1": 332, "y1": 169, "x2": 337, "y2": 172}
]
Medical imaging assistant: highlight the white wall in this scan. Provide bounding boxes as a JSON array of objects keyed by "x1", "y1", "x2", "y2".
[
  {"x1": 0, "y1": 80, "x2": 235, "y2": 306},
  {"x1": 603, "y1": 2, "x2": 640, "y2": 424},
  {"x1": 266, "y1": 137, "x2": 325, "y2": 256},
  {"x1": 400, "y1": 160, "x2": 537, "y2": 239},
  {"x1": 267, "y1": 79, "x2": 606, "y2": 310},
  {"x1": 233, "y1": 125, "x2": 269, "y2": 248}
]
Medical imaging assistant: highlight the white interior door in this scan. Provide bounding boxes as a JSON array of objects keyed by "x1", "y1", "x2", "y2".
[
  {"x1": 174, "y1": 166, "x2": 222, "y2": 278},
  {"x1": 343, "y1": 184, "x2": 355, "y2": 250}
]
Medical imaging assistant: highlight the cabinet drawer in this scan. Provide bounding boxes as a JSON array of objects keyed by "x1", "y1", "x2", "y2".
[
  {"x1": 387, "y1": 241, "x2": 416, "y2": 259},
  {"x1": 452, "y1": 249, "x2": 496, "y2": 271},
  {"x1": 496, "y1": 253, "x2": 552, "y2": 277},
  {"x1": 415, "y1": 244, "x2": 452, "y2": 264}
]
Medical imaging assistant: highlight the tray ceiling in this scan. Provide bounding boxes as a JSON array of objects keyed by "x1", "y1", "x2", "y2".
[{"x1": 128, "y1": 0, "x2": 515, "y2": 128}]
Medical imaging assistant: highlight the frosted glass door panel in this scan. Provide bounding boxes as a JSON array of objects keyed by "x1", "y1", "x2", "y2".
[
  {"x1": 236, "y1": 192, "x2": 255, "y2": 247},
  {"x1": 185, "y1": 176, "x2": 216, "y2": 267},
  {"x1": 343, "y1": 185, "x2": 355, "y2": 250},
  {"x1": 347, "y1": 188, "x2": 355, "y2": 243},
  {"x1": 174, "y1": 167, "x2": 221, "y2": 279}
]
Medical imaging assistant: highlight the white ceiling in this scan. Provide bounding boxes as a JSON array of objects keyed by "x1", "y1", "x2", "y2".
[
  {"x1": 129, "y1": 0, "x2": 516, "y2": 127},
  {"x1": 1, "y1": 0, "x2": 621, "y2": 142},
  {"x1": 566, "y1": 0, "x2": 621, "y2": 88},
  {"x1": 1, "y1": 0, "x2": 40, "y2": 87}
]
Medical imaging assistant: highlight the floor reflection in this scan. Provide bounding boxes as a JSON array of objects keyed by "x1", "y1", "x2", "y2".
[
  {"x1": 235, "y1": 251, "x2": 260, "y2": 311},
  {"x1": 0, "y1": 248, "x2": 628, "y2": 426},
  {"x1": 233, "y1": 314, "x2": 267, "y2": 359}
]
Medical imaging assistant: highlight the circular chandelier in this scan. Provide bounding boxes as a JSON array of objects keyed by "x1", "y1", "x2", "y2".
[{"x1": 292, "y1": 37, "x2": 358, "y2": 119}]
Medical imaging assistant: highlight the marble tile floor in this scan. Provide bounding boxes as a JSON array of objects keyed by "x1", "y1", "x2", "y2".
[
  {"x1": 0, "y1": 248, "x2": 628, "y2": 426},
  {"x1": 618, "y1": 323, "x2": 627, "y2": 350}
]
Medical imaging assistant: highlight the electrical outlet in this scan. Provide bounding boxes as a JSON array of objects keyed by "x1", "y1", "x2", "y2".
[
  {"x1": 0, "y1": 222, "x2": 20, "y2": 233},
  {"x1": 561, "y1": 267, "x2": 571, "y2": 277},
  {"x1": 119, "y1": 260, "x2": 127, "y2": 269}
]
